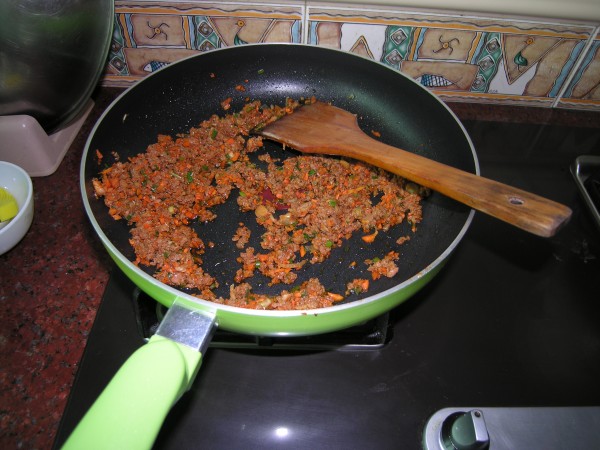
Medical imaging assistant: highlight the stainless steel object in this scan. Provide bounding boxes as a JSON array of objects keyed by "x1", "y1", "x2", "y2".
[
  {"x1": 571, "y1": 155, "x2": 600, "y2": 231},
  {"x1": 0, "y1": 0, "x2": 113, "y2": 133},
  {"x1": 155, "y1": 300, "x2": 217, "y2": 354},
  {"x1": 424, "y1": 407, "x2": 600, "y2": 449}
]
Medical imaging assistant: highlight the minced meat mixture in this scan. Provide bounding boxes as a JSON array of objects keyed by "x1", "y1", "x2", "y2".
[{"x1": 93, "y1": 98, "x2": 425, "y2": 310}]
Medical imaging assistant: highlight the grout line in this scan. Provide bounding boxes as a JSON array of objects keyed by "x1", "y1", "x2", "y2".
[{"x1": 302, "y1": 1, "x2": 308, "y2": 44}]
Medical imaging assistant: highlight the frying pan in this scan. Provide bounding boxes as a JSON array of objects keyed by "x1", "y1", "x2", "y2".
[{"x1": 65, "y1": 44, "x2": 476, "y2": 449}]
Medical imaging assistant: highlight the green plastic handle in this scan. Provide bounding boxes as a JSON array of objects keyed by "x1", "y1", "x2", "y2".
[{"x1": 62, "y1": 335, "x2": 203, "y2": 450}]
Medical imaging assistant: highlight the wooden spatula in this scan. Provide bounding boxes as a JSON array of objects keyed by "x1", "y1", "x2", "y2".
[{"x1": 256, "y1": 101, "x2": 572, "y2": 237}]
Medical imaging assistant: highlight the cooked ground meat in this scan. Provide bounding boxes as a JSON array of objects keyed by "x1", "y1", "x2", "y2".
[
  {"x1": 396, "y1": 235, "x2": 411, "y2": 245},
  {"x1": 93, "y1": 99, "x2": 425, "y2": 310},
  {"x1": 215, "y1": 277, "x2": 338, "y2": 310},
  {"x1": 346, "y1": 278, "x2": 370, "y2": 296},
  {"x1": 365, "y1": 251, "x2": 400, "y2": 280},
  {"x1": 232, "y1": 223, "x2": 251, "y2": 249}
]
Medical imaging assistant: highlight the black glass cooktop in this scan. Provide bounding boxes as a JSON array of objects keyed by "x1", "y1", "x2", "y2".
[{"x1": 55, "y1": 117, "x2": 600, "y2": 449}]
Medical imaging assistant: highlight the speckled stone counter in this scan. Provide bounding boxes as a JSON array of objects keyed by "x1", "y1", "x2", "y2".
[
  {"x1": 0, "y1": 86, "x2": 597, "y2": 450},
  {"x1": 0, "y1": 90, "x2": 118, "y2": 450}
]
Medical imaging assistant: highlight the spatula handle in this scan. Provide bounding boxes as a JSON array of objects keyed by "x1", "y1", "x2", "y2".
[{"x1": 343, "y1": 135, "x2": 572, "y2": 237}]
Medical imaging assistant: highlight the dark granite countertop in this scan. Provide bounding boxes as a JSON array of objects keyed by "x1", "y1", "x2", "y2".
[
  {"x1": 0, "y1": 86, "x2": 597, "y2": 450},
  {"x1": 0, "y1": 90, "x2": 118, "y2": 450}
]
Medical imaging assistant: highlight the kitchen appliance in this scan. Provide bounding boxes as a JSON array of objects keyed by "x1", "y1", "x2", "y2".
[
  {"x1": 0, "y1": 0, "x2": 113, "y2": 176},
  {"x1": 69, "y1": 43, "x2": 485, "y2": 449},
  {"x1": 55, "y1": 102, "x2": 600, "y2": 448}
]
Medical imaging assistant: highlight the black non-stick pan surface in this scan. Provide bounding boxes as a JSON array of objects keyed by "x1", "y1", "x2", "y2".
[
  {"x1": 69, "y1": 43, "x2": 478, "y2": 449},
  {"x1": 83, "y1": 43, "x2": 476, "y2": 331}
]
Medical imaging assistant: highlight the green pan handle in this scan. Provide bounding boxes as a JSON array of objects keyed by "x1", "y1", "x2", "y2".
[{"x1": 62, "y1": 301, "x2": 216, "y2": 450}]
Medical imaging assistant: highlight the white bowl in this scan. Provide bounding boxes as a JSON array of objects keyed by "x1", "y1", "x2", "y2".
[{"x1": 0, "y1": 161, "x2": 34, "y2": 255}]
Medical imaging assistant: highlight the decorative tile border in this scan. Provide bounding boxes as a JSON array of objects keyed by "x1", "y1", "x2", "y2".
[
  {"x1": 306, "y1": 5, "x2": 597, "y2": 109},
  {"x1": 557, "y1": 29, "x2": 600, "y2": 110},
  {"x1": 102, "y1": 1, "x2": 600, "y2": 111},
  {"x1": 105, "y1": 1, "x2": 303, "y2": 86}
]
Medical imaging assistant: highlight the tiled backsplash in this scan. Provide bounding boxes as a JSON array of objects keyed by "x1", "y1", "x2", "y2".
[{"x1": 103, "y1": 1, "x2": 600, "y2": 111}]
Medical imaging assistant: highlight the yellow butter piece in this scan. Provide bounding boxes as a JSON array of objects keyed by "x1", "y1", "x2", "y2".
[{"x1": 0, "y1": 187, "x2": 19, "y2": 222}]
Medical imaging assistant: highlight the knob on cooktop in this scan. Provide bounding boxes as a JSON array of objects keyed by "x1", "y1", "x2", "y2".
[{"x1": 440, "y1": 410, "x2": 490, "y2": 450}]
